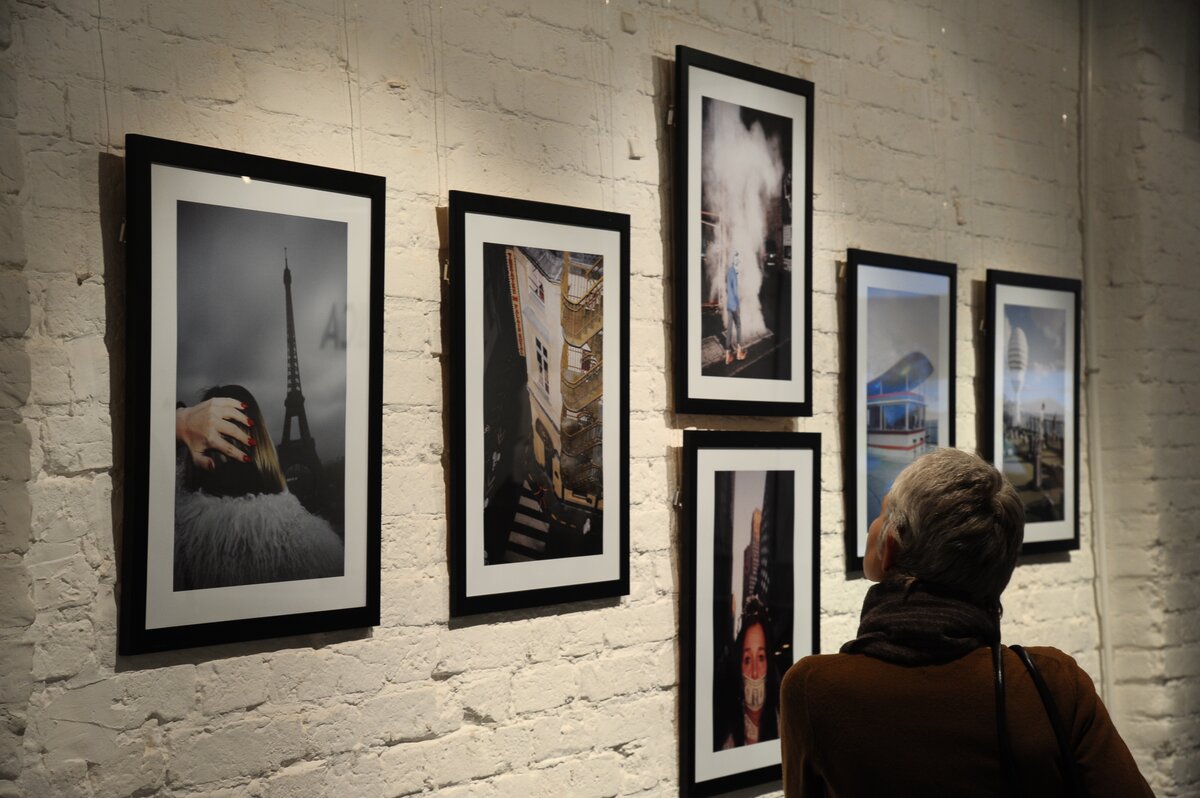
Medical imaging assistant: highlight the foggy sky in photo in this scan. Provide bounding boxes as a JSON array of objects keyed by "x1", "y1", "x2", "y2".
[
  {"x1": 701, "y1": 97, "x2": 791, "y2": 339},
  {"x1": 176, "y1": 201, "x2": 348, "y2": 460},
  {"x1": 1004, "y1": 304, "x2": 1067, "y2": 414},
  {"x1": 866, "y1": 287, "x2": 941, "y2": 407}
]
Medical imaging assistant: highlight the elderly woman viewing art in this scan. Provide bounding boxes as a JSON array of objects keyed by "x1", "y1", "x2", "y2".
[{"x1": 780, "y1": 448, "x2": 1151, "y2": 796}]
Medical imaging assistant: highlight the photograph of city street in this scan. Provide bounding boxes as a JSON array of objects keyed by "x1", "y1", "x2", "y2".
[{"x1": 480, "y1": 243, "x2": 606, "y2": 565}]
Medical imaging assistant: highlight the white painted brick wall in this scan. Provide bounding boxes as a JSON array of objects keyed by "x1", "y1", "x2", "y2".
[
  {"x1": 1091, "y1": 1, "x2": 1200, "y2": 795},
  {"x1": 0, "y1": 0, "x2": 1192, "y2": 795}
]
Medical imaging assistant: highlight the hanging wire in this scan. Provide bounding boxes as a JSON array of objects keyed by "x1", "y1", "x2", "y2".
[
  {"x1": 603, "y1": 8, "x2": 617, "y2": 211},
  {"x1": 423, "y1": 0, "x2": 448, "y2": 204},
  {"x1": 95, "y1": 0, "x2": 112, "y2": 153},
  {"x1": 586, "y1": 3, "x2": 607, "y2": 209},
  {"x1": 340, "y1": 0, "x2": 359, "y2": 171},
  {"x1": 586, "y1": 1, "x2": 618, "y2": 211},
  {"x1": 354, "y1": 0, "x2": 365, "y2": 169}
]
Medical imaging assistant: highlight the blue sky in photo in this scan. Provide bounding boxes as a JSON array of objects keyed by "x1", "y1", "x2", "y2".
[{"x1": 1003, "y1": 304, "x2": 1067, "y2": 414}]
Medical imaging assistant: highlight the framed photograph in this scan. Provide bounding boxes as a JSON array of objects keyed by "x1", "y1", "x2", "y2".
[
  {"x1": 119, "y1": 135, "x2": 384, "y2": 654},
  {"x1": 673, "y1": 46, "x2": 814, "y2": 416},
  {"x1": 844, "y1": 250, "x2": 956, "y2": 570},
  {"x1": 985, "y1": 270, "x2": 1081, "y2": 553},
  {"x1": 448, "y1": 191, "x2": 630, "y2": 617},
  {"x1": 680, "y1": 431, "x2": 820, "y2": 797}
]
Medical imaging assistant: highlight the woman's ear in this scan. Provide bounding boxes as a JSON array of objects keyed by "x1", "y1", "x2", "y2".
[{"x1": 880, "y1": 528, "x2": 901, "y2": 574}]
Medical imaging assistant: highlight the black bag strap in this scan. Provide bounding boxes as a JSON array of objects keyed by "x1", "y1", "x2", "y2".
[
  {"x1": 992, "y1": 642, "x2": 1019, "y2": 796},
  {"x1": 1011, "y1": 644, "x2": 1088, "y2": 798}
]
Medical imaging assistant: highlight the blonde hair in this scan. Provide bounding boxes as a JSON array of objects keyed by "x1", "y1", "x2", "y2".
[{"x1": 192, "y1": 384, "x2": 286, "y2": 496}]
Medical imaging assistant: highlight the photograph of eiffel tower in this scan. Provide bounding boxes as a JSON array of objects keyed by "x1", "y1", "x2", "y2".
[
  {"x1": 174, "y1": 200, "x2": 350, "y2": 585},
  {"x1": 276, "y1": 248, "x2": 333, "y2": 522}
]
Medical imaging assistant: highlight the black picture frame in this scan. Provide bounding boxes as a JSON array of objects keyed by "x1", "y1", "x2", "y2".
[
  {"x1": 984, "y1": 269, "x2": 1081, "y2": 554},
  {"x1": 843, "y1": 249, "x2": 957, "y2": 571},
  {"x1": 680, "y1": 430, "x2": 820, "y2": 797},
  {"x1": 448, "y1": 190, "x2": 630, "y2": 617},
  {"x1": 673, "y1": 45, "x2": 814, "y2": 417},
  {"x1": 119, "y1": 134, "x2": 384, "y2": 654}
]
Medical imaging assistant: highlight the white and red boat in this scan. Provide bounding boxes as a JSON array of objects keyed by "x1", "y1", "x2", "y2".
[{"x1": 866, "y1": 352, "x2": 934, "y2": 462}]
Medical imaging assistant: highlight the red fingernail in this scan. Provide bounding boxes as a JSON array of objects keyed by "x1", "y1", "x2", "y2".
[
  {"x1": 246, "y1": 418, "x2": 254, "y2": 427},
  {"x1": 242, "y1": 454, "x2": 250, "y2": 463},
  {"x1": 248, "y1": 438, "x2": 257, "y2": 447},
  {"x1": 240, "y1": 402, "x2": 248, "y2": 410}
]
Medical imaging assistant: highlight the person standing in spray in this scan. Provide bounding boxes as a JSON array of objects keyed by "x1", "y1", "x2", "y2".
[{"x1": 724, "y1": 251, "x2": 745, "y2": 365}]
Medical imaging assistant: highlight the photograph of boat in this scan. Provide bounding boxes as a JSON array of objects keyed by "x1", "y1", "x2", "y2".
[
  {"x1": 863, "y1": 286, "x2": 948, "y2": 531},
  {"x1": 866, "y1": 351, "x2": 934, "y2": 462},
  {"x1": 845, "y1": 252, "x2": 956, "y2": 567}
]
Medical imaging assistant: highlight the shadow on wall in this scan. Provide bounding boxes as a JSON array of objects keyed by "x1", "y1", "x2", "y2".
[
  {"x1": 1154, "y1": 7, "x2": 1200, "y2": 781},
  {"x1": 1089, "y1": 3, "x2": 1200, "y2": 789},
  {"x1": 0, "y1": 279, "x2": 33, "y2": 784},
  {"x1": 0, "y1": 43, "x2": 35, "y2": 781},
  {"x1": 98, "y1": 153, "x2": 125, "y2": 591}
]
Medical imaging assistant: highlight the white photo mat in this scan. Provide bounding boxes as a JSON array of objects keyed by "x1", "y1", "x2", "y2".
[
  {"x1": 692, "y1": 446, "x2": 816, "y2": 784},
  {"x1": 853, "y1": 265, "x2": 953, "y2": 557},
  {"x1": 145, "y1": 164, "x2": 371, "y2": 630},
  {"x1": 991, "y1": 283, "x2": 1077, "y2": 545},
  {"x1": 462, "y1": 212, "x2": 623, "y2": 597},
  {"x1": 686, "y1": 65, "x2": 808, "y2": 405}
]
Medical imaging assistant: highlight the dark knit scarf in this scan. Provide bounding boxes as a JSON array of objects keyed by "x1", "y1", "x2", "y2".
[{"x1": 840, "y1": 578, "x2": 1001, "y2": 666}]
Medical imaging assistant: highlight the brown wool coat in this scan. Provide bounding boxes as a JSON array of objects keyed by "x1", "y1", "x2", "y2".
[{"x1": 780, "y1": 646, "x2": 1154, "y2": 797}]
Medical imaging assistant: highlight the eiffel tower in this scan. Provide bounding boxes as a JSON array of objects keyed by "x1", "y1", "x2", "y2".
[{"x1": 278, "y1": 248, "x2": 324, "y2": 507}]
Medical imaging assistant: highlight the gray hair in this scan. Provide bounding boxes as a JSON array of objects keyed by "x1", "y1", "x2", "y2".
[{"x1": 882, "y1": 448, "x2": 1024, "y2": 604}]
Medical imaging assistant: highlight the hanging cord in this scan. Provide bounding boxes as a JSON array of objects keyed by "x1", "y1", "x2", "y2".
[
  {"x1": 1078, "y1": 0, "x2": 1113, "y2": 705},
  {"x1": 585, "y1": 2, "x2": 614, "y2": 210},
  {"x1": 425, "y1": 0, "x2": 447, "y2": 204},
  {"x1": 353, "y1": 0, "x2": 364, "y2": 168},
  {"x1": 602, "y1": 6, "x2": 617, "y2": 210},
  {"x1": 95, "y1": 0, "x2": 112, "y2": 153},
  {"x1": 340, "y1": 0, "x2": 360, "y2": 171}
]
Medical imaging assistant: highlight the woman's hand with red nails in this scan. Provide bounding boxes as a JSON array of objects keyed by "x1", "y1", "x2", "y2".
[{"x1": 175, "y1": 398, "x2": 253, "y2": 470}]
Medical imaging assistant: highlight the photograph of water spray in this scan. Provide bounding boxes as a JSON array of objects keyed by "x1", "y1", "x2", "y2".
[{"x1": 673, "y1": 46, "x2": 814, "y2": 417}]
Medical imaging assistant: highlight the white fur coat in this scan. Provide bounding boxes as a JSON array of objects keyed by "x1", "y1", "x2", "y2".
[{"x1": 174, "y1": 469, "x2": 344, "y2": 590}]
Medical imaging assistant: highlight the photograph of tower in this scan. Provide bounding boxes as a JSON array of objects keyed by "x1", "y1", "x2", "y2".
[
  {"x1": 1001, "y1": 304, "x2": 1068, "y2": 523},
  {"x1": 480, "y1": 243, "x2": 605, "y2": 565},
  {"x1": 984, "y1": 269, "x2": 1079, "y2": 553},
  {"x1": 120, "y1": 134, "x2": 382, "y2": 653},
  {"x1": 174, "y1": 201, "x2": 347, "y2": 589}
]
